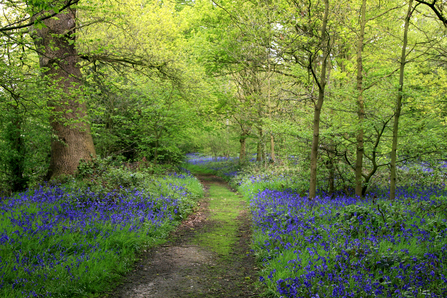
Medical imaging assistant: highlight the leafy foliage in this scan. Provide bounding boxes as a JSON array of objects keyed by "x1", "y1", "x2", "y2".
[{"x1": 0, "y1": 162, "x2": 203, "y2": 297}]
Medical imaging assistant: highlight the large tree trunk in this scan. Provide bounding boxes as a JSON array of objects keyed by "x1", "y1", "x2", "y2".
[
  {"x1": 390, "y1": 0, "x2": 413, "y2": 200},
  {"x1": 309, "y1": 0, "x2": 330, "y2": 199},
  {"x1": 32, "y1": 4, "x2": 96, "y2": 179},
  {"x1": 355, "y1": 0, "x2": 366, "y2": 197}
]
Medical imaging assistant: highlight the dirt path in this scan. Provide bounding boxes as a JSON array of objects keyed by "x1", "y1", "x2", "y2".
[{"x1": 102, "y1": 174, "x2": 260, "y2": 298}]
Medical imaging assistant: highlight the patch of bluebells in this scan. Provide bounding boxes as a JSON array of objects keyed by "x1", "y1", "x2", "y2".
[
  {"x1": 223, "y1": 170, "x2": 238, "y2": 177},
  {"x1": 185, "y1": 154, "x2": 241, "y2": 179},
  {"x1": 168, "y1": 172, "x2": 189, "y2": 179},
  {"x1": 184, "y1": 154, "x2": 447, "y2": 296},
  {"x1": 178, "y1": 167, "x2": 193, "y2": 176},
  {"x1": 0, "y1": 185, "x2": 185, "y2": 297},
  {"x1": 185, "y1": 153, "x2": 237, "y2": 165},
  {"x1": 251, "y1": 185, "x2": 447, "y2": 298}
]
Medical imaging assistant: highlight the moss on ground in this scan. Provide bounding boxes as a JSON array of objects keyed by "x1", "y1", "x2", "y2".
[{"x1": 193, "y1": 184, "x2": 245, "y2": 257}]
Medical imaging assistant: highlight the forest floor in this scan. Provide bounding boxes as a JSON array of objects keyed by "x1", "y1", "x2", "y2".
[{"x1": 102, "y1": 174, "x2": 261, "y2": 298}]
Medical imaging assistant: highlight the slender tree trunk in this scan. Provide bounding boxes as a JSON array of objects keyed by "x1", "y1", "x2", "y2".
[
  {"x1": 309, "y1": 101, "x2": 323, "y2": 198},
  {"x1": 355, "y1": 0, "x2": 366, "y2": 197},
  {"x1": 226, "y1": 119, "x2": 230, "y2": 158},
  {"x1": 256, "y1": 98, "x2": 263, "y2": 162},
  {"x1": 267, "y1": 58, "x2": 275, "y2": 163},
  {"x1": 31, "y1": 4, "x2": 96, "y2": 179},
  {"x1": 309, "y1": 0, "x2": 330, "y2": 199},
  {"x1": 239, "y1": 132, "x2": 247, "y2": 163},
  {"x1": 390, "y1": 0, "x2": 413, "y2": 200},
  {"x1": 257, "y1": 128, "x2": 263, "y2": 162},
  {"x1": 327, "y1": 150, "x2": 335, "y2": 195}
]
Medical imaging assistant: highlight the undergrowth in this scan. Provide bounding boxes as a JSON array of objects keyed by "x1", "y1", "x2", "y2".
[
  {"x1": 0, "y1": 157, "x2": 203, "y2": 297},
  {"x1": 186, "y1": 155, "x2": 447, "y2": 298}
]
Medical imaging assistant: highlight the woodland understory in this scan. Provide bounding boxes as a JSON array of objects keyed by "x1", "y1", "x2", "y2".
[{"x1": 1, "y1": 0, "x2": 447, "y2": 297}]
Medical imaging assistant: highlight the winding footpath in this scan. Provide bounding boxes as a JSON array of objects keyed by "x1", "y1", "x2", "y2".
[{"x1": 103, "y1": 174, "x2": 260, "y2": 297}]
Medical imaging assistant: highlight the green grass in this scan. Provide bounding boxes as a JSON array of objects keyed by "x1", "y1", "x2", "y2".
[
  {"x1": 193, "y1": 184, "x2": 245, "y2": 257},
  {"x1": 0, "y1": 173, "x2": 204, "y2": 297},
  {"x1": 182, "y1": 163, "x2": 216, "y2": 175}
]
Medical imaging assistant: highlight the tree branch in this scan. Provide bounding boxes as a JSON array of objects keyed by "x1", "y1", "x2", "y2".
[
  {"x1": 415, "y1": 0, "x2": 447, "y2": 27},
  {"x1": 0, "y1": 0, "x2": 80, "y2": 32}
]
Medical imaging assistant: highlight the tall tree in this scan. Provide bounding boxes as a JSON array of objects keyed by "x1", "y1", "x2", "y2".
[
  {"x1": 31, "y1": 3, "x2": 96, "y2": 179},
  {"x1": 308, "y1": 0, "x2": 331, "y2": 199},
  {"x1": 390, "y1": 0, "x2": 413, "y2": 200},
  {"x1": 354, "y1": 0, "x2": 367, "y2": 197}
]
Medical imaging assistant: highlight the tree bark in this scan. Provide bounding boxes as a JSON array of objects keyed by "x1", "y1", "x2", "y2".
[
  {"x1": 257, "y1": 127, "x2": 263, "y2": 162},
  {"x1": 390, "y1": 0, "x2": 413, "y2": 200},
  {"x1": 239, "y1": 132, "x2": 247, "y2": 163},
  {"x1": 327, "y1": 150, "x2": 335, "y2": 195},
  {"x1": 267, "y1": 57, "x2": 275, "y2": 163},
  {"x1": 31, "y1": 4, "x2": 96, "y2": 179},
  {"x1": 309, "y1": 0, "x2": 330, "y2": 199},
  {"x1": 355, "y1": 0, "x2": 366, "y2": 197}
]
